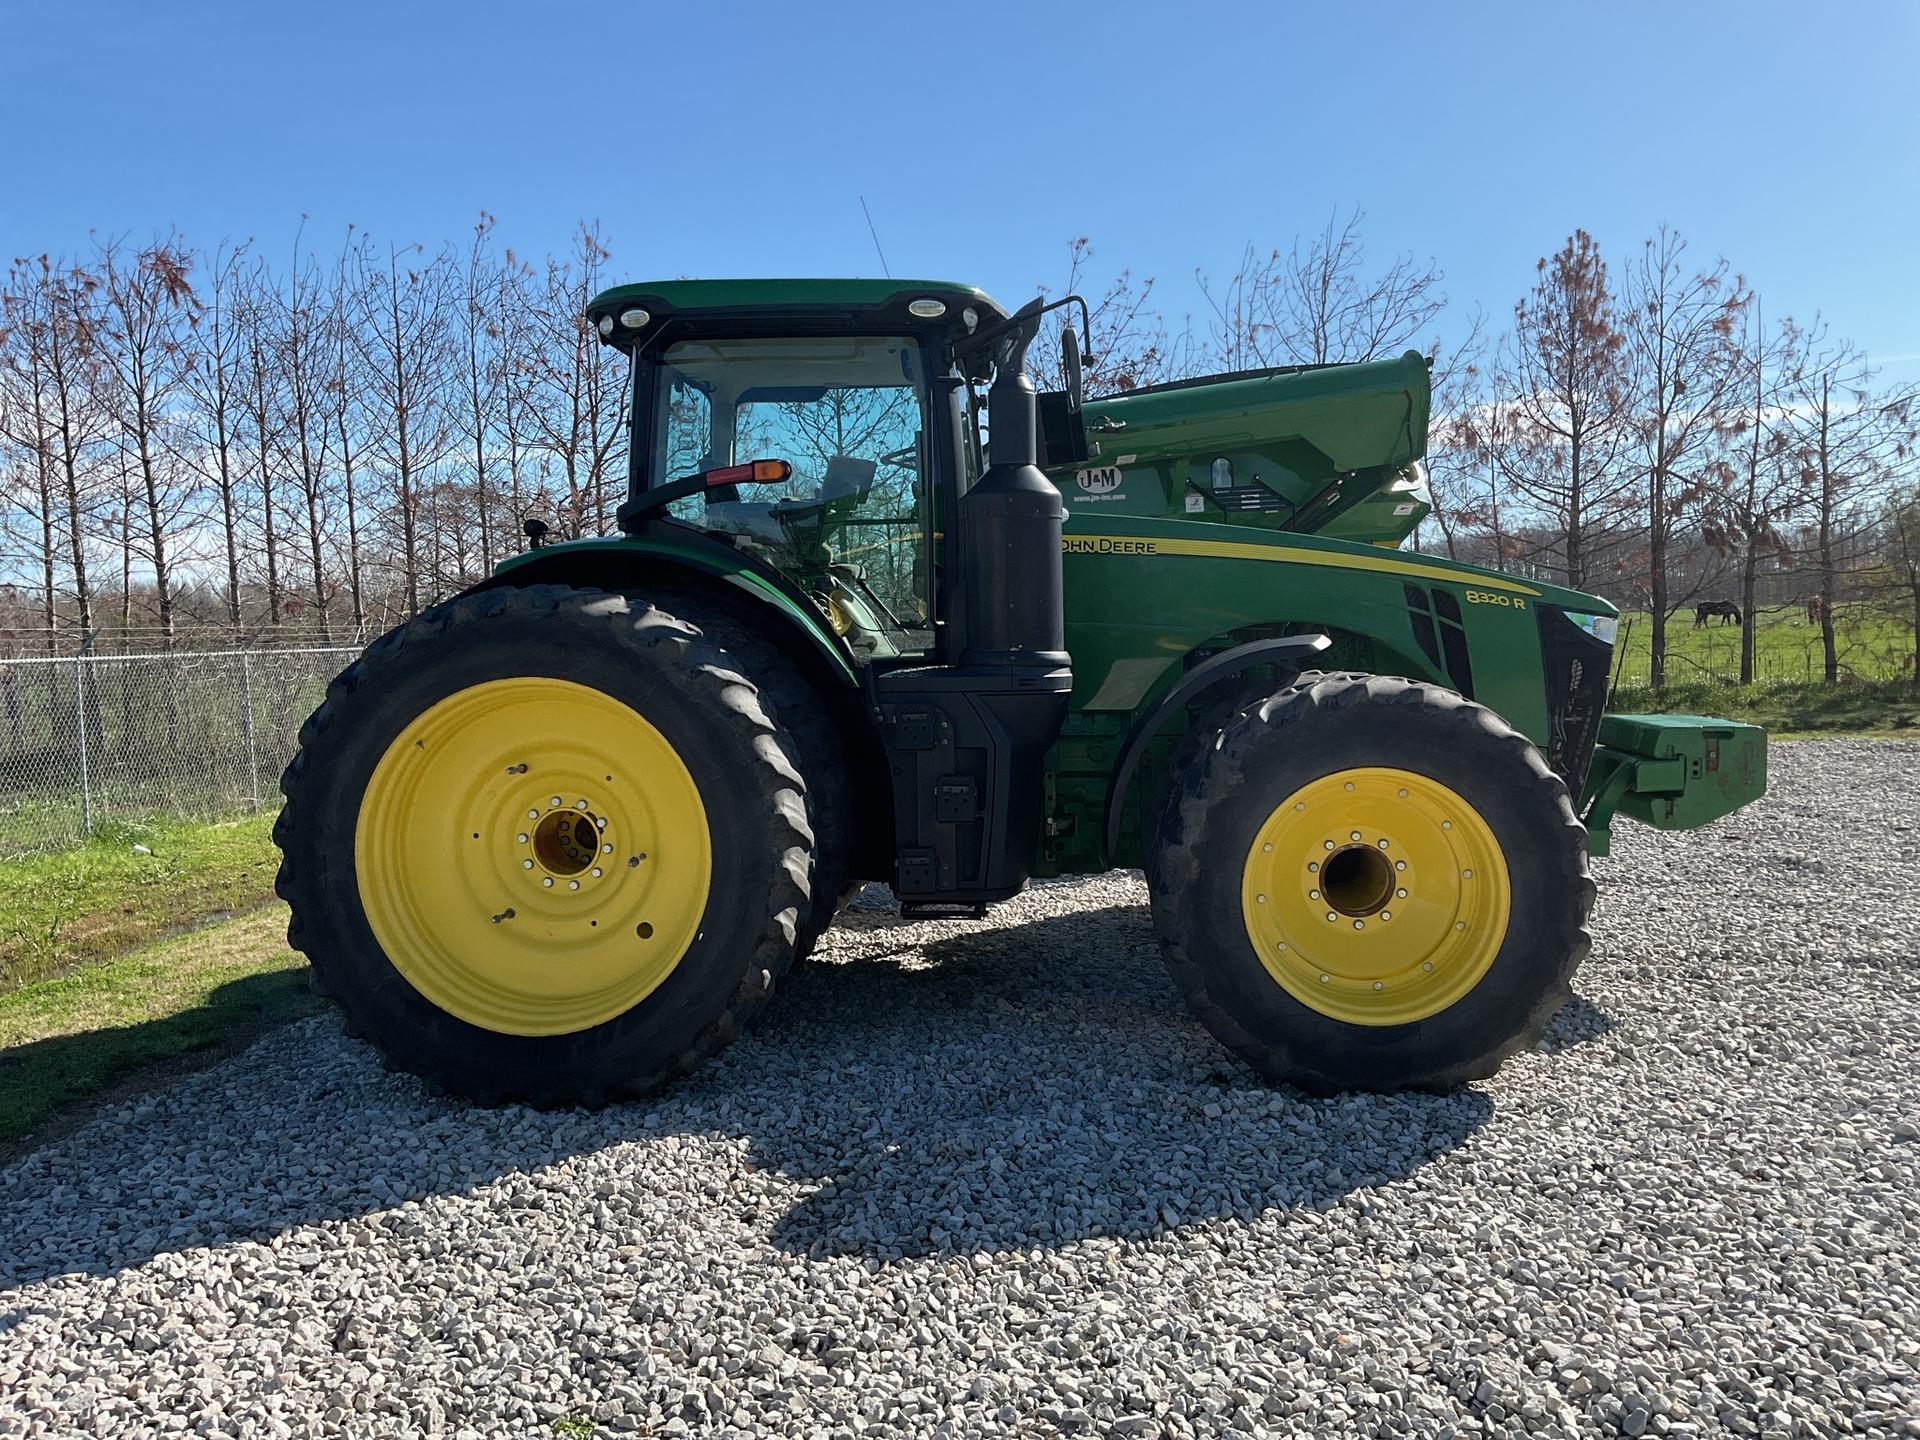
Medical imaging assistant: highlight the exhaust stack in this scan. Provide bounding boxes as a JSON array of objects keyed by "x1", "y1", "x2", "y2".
[{"x1": 960, "y1": 299, "x2": 1068, "y2": 669}]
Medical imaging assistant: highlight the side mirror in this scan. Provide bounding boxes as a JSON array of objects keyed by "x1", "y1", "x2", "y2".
[
  {"x1": 1061, "y1": 322, "x2": 1086, "y2": 415},
  {"x1": 1037, "y1": 322, "x2": 1091, "y2": 467}
]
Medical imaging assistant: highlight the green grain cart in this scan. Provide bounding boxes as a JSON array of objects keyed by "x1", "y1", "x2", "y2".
[{"x1": 276, "y1": 280, "x2": 1765, "y2": 1103}]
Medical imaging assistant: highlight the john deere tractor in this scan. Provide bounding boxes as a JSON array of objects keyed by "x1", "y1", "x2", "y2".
[{"x1": 276, "y1": 279, "x2": 1766, "y2": 1103}]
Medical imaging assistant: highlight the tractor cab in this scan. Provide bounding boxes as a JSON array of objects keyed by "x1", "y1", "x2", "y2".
[{"x1": 585, "y1": 280, "x2": 1087, "y2": 669}]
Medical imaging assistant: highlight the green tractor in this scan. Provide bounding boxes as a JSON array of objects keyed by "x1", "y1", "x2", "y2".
[{"x1": 275, "y1": 279, "x2": 1766, "y2": 1103}]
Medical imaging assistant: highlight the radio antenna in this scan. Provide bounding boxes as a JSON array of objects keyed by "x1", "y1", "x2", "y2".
[{"x1": 859, "y1": 196, "x2": 891, "y2": 278}]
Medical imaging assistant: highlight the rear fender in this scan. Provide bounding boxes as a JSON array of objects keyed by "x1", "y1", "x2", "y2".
[{"x1": 482, "y1": 536, "x2": 857, "y2": 686}]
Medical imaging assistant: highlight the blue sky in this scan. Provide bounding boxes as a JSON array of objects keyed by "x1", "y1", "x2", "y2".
[{"x1": 4, "y1": 0, "x2": 1916, "y2": 379}]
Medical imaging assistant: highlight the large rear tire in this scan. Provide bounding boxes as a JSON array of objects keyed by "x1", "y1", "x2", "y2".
[
  {"x1": 274, "y1": 585, "x2": 813, "y2": 1105},
  {"x1": 1147, "y1": 671, "x2": 1592, "y2": 1094}
]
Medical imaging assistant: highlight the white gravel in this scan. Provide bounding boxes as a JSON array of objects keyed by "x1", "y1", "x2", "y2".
[{"x1": 3, "y1": 738, "x2": 1918, "y2": 1439}]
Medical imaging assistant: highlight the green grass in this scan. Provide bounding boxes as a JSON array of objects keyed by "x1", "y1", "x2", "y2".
[
  {"x1": 1612, "y1": 601, "x2": 1911, "y2": 687},
  {"x1": 1610, "y1": 675, "x2": 1920, "y2": 737},
  {"x1": 0, "y1": 813, "x2": 281, "y2": 994},
  {"x1": 0, "y1": 907, "x2": 320, "y2": 1146}
]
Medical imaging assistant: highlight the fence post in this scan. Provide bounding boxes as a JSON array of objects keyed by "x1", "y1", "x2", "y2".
[
  {"x1": 241, "y1": 649, "x2": 261, "y2": 813},
  {"x1": 73, "y1": 651, "x2": 92, "y2": 839}
]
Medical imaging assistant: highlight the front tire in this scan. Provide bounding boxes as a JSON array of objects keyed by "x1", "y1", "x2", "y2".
[
  {"x1": 274, "y1": 585, "x2": 813, "y2": 1105},
  {"x1": 1147, "y1": 671, "x2": 1592, "y2": 1094}
]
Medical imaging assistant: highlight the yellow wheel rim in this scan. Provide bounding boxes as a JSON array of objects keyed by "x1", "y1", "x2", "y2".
[
  {"x1": 353, "y1": 678, "x2": 711, "y2": 1036},
  {"x1": 1240, "y1": 766, "x2": 1511, "y2": 1026}
]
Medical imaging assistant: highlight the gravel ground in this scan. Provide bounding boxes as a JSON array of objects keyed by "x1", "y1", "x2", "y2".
[{"x1": 3, "y1": 738, "x2": 1918, "y2": 1439}]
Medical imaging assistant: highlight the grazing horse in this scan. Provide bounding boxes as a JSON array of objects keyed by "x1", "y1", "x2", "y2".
[{"x1": 1694, "y1": 600, "x2": 1741, "y2": 628}]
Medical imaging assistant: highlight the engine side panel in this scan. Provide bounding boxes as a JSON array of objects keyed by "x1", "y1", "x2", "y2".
[{"x1": 1042, "y1": 516, "x2": 1615, "y2": 874}]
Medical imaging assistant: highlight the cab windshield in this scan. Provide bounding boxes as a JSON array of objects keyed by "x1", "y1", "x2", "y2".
[{"x1": 651, "y1": 335, "x2": 933, "y2": 658}]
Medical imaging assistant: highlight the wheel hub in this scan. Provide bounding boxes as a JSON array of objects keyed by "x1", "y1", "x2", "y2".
[
  {"x1": 527, "y1": 802, "x2": 610, "y2": 885},
  {"x1": 1320, "y1": 842, "x2": 1394, "y2": 917}
]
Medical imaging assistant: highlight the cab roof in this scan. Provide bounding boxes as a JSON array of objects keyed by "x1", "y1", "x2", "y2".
[{"x1": 585, "y1": 279, "x2": 1009, "y2": 347}]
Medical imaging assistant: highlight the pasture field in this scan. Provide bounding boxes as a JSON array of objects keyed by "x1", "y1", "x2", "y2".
[{"x1": 1610, "y1": 600, "x2": 1911, "y2": 687}]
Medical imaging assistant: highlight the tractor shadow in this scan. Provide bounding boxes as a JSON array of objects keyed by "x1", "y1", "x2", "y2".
[
  {"x1": 0, "y1": 894, "x2": 1614, "y2": 1283},
  {"x1": 758, "y1": 903, "x2": 1499, "y2": 1258}
]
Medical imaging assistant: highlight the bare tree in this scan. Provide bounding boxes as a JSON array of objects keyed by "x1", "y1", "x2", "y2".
[
  {"x1": 359, "y1": 239, "x2": 454, "y2": 613},
  {"x1": 459, "y1": 212, "x2": 504, "y2": 570},
  {"x1": 1201, "y1": 208, "x2": 1449, "y2": 368},
  {"x1": 1619, "y1": 227, "x2": 1751, "y2": 686},
  {"x1": 1492, "y1": 231, "x2": 1633, "y2": 590},
  {"x1": 1779, "y1": 337, "x2": 1917, "y2": 681},
  {"x1": 328, "y1": 228, "x2": 373, "y2": 636},
  {"x1": 7, "y1": 257, "x2": 112, "y2": 639},
  {"x1": 1422, "y1": 314, "x2": 1497, "y2": 562},
  {"x1": 496, "y1": 252, "x2": 544, "y2": 542},
  {"x1": 0, "y1": 262, "x2": 66, "y2": 648},
  {"x1": 517, "y1": 222, "x2": 626, "y2": 538},
  {"x1": 179, "y1": 240, "x2": 252, "y2": 632},
  {"x1": 1706, "y1": 307, "x2": 1811, "y2": 683},
  {"x1": 95, "y1": 235, "x2": 201, "y2": 645},
  {"x1": 281, "y1": 227, "x2": 337, "y2": 637},
  {"x1": 236, "y1": 258, "x2": 288, "y2": 627}
]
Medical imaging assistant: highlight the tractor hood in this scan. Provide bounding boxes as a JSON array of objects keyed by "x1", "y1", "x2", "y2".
[{"x1": 1058, "y1": 512, "x2": 1620, "y2": 621}]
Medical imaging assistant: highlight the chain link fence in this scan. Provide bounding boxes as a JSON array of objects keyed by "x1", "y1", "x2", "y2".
[{"x1": 0, "y1": 647, "x2": 360, "y2": 857}]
